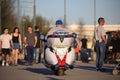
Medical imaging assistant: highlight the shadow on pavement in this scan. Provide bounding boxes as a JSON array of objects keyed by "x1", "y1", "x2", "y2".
[
  {"x1": 76, "y1": 65, "x2": 113, "y2": 74},
  {"x1": 75, "y1": 65, "x2": 96, "y2": 71},
  {"x1": 23, "y1": 68, "x2": 54, "y2": 75},
  {"x1": 18, "y1": 59, "x2": 26, "y2": 65},
  {"x1": 46, "y1": 77, "x2": 64, "y2": 80}
]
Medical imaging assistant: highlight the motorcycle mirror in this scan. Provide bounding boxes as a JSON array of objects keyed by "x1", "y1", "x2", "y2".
[
  {"x1": 40, "y1": 34, "x2": 45, "y2": 40},
  {"x1": 72, "y1": 33, "x2": 77, "y2": 38}
]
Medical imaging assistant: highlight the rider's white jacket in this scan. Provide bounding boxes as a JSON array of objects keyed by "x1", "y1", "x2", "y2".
[{"x1": 45, "y1": 27, "x2": 74, "y2": 48}]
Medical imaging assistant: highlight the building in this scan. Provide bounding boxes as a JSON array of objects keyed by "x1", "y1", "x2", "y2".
[{"x1": 67, "y1": 24, "x2": 120, "y2": 38}]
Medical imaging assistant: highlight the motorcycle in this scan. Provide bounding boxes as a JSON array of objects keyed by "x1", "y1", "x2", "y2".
[{"x1": 40, "y1": 32, "x2": 77, "y2": 76}]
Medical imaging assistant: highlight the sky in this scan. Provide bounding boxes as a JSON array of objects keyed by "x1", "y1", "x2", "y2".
[{"x1": 21, "y1": 0, "x2": 120, "y2": 25}]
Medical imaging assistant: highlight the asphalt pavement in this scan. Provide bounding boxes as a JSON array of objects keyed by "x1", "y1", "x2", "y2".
[{"x1": 0, "y1": 60, "x2": 120, "y2": 80}]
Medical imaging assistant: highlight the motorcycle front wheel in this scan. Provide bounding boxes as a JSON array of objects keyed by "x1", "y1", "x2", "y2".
[{"x1": 54, "y1": 68, "x2": 65, "y2": 76}]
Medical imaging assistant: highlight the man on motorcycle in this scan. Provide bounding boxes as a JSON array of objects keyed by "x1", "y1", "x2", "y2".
[
  {"x1": 44, "y1": 20, "x2": 76, "y2": 75},
  {"x1": 45, "y1": 20, "x2": 69, "y2": 40},
  {"x1": 45, "y1": 19, "x2": 73, "y2": 49}
]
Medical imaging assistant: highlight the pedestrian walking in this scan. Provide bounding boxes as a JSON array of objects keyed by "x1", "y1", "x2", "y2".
[
  {"x1": 0, "y1": 28, "x2": 12, "y2": 66},
  {"x1": 24, "y1": 26, "x2": 37, "y2": 66},
  {"x1": 11, "y1": 27, "x2": 22, "y2": 66},
  {"x1": 34, "y1": 26, "x2": 42, "y2": 64},
  {"x1": 94, "y1": 17, "x2": 107, "y2": 71}
]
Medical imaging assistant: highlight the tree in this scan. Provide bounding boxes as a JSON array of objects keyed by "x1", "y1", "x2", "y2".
[
  {"x1": 33, "y1": 16, "x2": 50, "y2": 34},
  {"x1": 21, "y1": 16, "x2": 32, "y2": 33},
  {"x1": 78, "y1": 18, "x2": 85, "y2": 38},
  {"x1": 1, "y1": 0, "x2": 17, "y2": 33}
]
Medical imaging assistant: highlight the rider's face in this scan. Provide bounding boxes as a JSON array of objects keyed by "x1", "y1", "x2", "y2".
[{"x1": 56, "y1": 25, "x2": 63, "y2": 28}]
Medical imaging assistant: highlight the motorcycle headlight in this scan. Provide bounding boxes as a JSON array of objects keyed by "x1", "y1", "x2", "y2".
[{"x1": 72, "y1": 33, "x2": 77, "y2": 38}]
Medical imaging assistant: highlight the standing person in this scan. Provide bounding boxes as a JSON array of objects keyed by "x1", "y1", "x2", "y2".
[
  {"x1": 81, "y1": 35, "x2": 88, "y2": 49},
  {"x1": 34, "y1": 26, "x2": 42, "y2": 64},
  {"x1": 81, "y1": 35, "x2": 88, "y2": 63},
  {"x1": 111, "y1": 32, "x2": 119, "y2": 61},
  {"x1": 24, "y1": 26, "x2": 37, "y2": 66},
  {"x1": 87, "y1": 37, "x2": 93, "y2": 60},
  {"x1": 74, "y1": 38, "x2": 82, "y2": 61},
  {"x1": 11, "y1": 27, "x2": 22, "y2": 66},
  {"x1": 0, "y1": 28, "x2": 12, "y2": 66},
  {"x1": 94, "y1": 17, "x2": 106, "y2": 71}
]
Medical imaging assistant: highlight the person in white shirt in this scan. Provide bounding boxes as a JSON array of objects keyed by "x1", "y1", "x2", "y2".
[
  {"x1": 94, "y1": 17, "x2": 106, "y2": 71},
  {"x1": 0, "y1": 28, "x2": 12, "y2": 66},
  {"x1": 45, "y1": 20, "x2": 72, "y2": 48},
  {"x1": 45, "y1": 20, "x2": 69, "y2": 40}
]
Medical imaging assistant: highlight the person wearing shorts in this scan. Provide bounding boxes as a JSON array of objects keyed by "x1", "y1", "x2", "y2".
[
  {"x1": 11, "y1": 27, "x2": 22, "y2": 66},
  {"x1": 0, "y1": 28, "x2": 12, "y2": 66}
]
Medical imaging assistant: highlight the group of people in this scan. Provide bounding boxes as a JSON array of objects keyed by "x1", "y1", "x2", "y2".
[
  {"x1": 0, "y1": 27, "x2": 22, "y2": 66},
  {"x1": 0, "y1": 26, "x2": 42, "y2": 66},
  {"x1": 0, "y1": 17, "x2": 107, "y2": 72},
  {"x1": 74, "y1": 36, "x2": 92, "y2": 62}
]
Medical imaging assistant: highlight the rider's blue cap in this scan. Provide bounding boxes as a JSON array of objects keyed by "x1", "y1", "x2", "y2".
[{"x1": 56, "y1": 20, "x2": 63, "y2": 25}]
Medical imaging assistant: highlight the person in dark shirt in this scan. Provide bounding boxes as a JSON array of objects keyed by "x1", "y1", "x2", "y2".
[
  {"x1": 11, "y1": 27, "x2": 22, "y2": 66},
  {"x1": 81, "y1": 35, "x2": 88, "y2": 49},
  {"x1": 81, "y1": 35, "x2": 88, "y2": 63},
  {"x1": 34, "y1": 26, "x2": 42, "y2": 63},
  {"x1": 24, "y1": 26, "x2": 37, "y2": 65}
]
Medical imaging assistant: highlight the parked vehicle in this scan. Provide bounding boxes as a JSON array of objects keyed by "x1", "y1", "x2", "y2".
[{"x1": 106, "y1": 31, "x2": 120, "y2": 75}]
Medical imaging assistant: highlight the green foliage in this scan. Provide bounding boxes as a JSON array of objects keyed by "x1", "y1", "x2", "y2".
[
  {"x1": 21, "y1": 15, "x2": 50, "y2": 36},
  {"x1": 32, "y1": 16, "x2": 50, "y2": 34},
  {"x1": 1, "y1": 0, "x2": 17, "y2": 33},
  {"x1": 1, "y1": 0, "x2": 50, "y2": 35}
]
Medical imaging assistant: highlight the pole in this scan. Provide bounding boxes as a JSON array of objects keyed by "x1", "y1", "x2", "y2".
[
  {"x1": 94, "y1": 0, "x2": 96, "y2": 30},
  {"x1": 18, "y1": 0, "x2": 20, "y2": 28},
  {"x1": 64, "y1": 0, "x2": 66, "y2": 27},
  {"x1": 0, "y1": 0, "x2": 2, "y2": 34},
  {"x1": 33, "y1": 0, "x2": 36, "y2": 30}
]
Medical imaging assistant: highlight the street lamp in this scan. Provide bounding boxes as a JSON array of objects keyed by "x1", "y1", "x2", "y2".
[
  {"x1": 33, "y1": 0, "x2": 36, "y2": 30},
  {"x1": 23, "y1": 0, "x2": 36, "y2": 29},
  {"x1": 64, "y1": 0, "x2": 66, "y2": 27},
  {"x1": 94, "y1": 0, "x2": 96, "y2": 29},
  {"x1": 18, "y1": 0, "x2": 20, "y2": 28}
]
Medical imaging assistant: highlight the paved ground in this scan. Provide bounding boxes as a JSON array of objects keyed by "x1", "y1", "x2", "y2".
[{"x1": 0, "y1": 61, "x2": 120, "y2": 80}]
